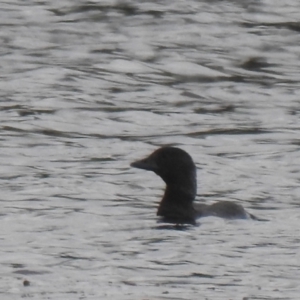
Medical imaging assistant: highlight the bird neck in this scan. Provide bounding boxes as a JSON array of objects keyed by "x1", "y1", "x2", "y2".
[{"x1": 157, "y1": 183, "x2": 196, "y2": 224}]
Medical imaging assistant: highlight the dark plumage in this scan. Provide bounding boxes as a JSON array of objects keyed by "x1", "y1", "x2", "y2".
[{"x1": 131, "y1": 146, "x2": 258, "y2": 224}]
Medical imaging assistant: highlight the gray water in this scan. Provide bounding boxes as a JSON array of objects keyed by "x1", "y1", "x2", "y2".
[{"x1": 1, "y1": 1, "x2": 300, "y2": 299}]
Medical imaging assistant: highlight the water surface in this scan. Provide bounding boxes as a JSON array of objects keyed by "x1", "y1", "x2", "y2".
[{"x1": 1, "y1": 1, "x2": 300, "y2": 299}]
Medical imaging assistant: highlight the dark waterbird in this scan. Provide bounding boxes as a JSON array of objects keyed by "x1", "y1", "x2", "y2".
[{"x1": 131, "y1": 146, "x2": 259, "y2": 225}]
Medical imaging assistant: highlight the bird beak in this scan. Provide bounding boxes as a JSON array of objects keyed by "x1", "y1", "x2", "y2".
[{"x1": 130, "y1": 157, "x2": 158, "y2": 172}]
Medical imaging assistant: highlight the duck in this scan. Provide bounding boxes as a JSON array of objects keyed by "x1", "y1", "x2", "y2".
[{"x1": 131, "y1": 146, "x2": 258, "y2": 224}]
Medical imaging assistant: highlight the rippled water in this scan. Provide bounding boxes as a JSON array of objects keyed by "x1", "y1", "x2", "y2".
[{"x1": 1, "y1": 1, "x2": 300, "y2": 299}]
